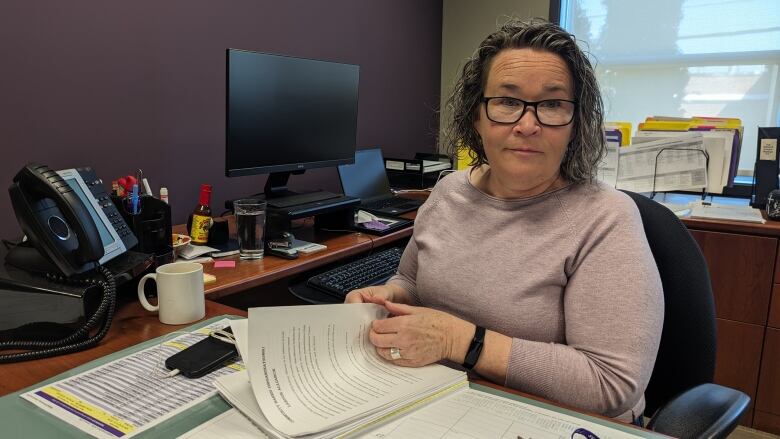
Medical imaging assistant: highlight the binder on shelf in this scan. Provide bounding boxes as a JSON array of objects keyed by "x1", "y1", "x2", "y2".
[
  {"x1": 604, "y1": 121, "x2": 631, "y2": 146},
  {"x1": 384, "y1": 153, "x2": 452, "y2": 189},
  {"x1": 751, "y1": 127, "x2": 780, "y2": 209}
]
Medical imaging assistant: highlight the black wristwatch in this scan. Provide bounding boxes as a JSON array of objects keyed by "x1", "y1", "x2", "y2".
[{"x1": 461, "y1": 325, "x2": 486, "y2": 370}]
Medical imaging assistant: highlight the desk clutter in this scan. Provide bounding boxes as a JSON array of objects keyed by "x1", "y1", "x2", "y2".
[
  {"x1": 596, "y1": 116, "x2": 745, "y2": 196},
  {"x1": 19, "y1": 319, "x2": 243, "y2": 438},
  {"x1": 659, "y1": 199, "x2": 766, "y2": 224},
  {"x1": 0, "y1": 164, "x2": 155, "y2": 363},
  {"x1": 12, "y1": 310, "x2": 662, "y2": 438},
  {"x1": 384, "y1": 151, "x2": 452, "y2": 190}
]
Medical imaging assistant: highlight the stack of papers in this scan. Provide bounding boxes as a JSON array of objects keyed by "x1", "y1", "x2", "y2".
[
  {"x1": 21, "y1": 320, "x2": 243, "y2": 438},
  {"x1": 633, "y1": 115, "x2": 744, "y2": 193},
  {"x1": 185, "y1": 387, "x2": 657, "y2": 439},
  {"x1": 689, "y1": 202, "x2": 765, "y2": 223},
  {"x1": 615, "y1": 134, "x2": 708, "y2": 193},
  {"x1": 217, "y1": 304, "x2": 467, "y2": 438},
  {"x1": 178, "y1": 240, "x2": 240, "y2": 259}
]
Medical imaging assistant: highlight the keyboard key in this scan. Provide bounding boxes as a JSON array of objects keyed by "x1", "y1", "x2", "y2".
[{"x1": 307, "y1": 247, "x2": 404, "y2": 298}]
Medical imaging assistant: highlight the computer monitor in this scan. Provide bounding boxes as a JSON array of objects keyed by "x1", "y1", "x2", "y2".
[{"x1": 225, "y1": 49, "x2": 360, "y2": 197}]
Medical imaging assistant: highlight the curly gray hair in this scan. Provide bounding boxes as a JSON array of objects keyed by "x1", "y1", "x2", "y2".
[{"x1": 441, "y1": 18, "x2": 605, "y2": 184}]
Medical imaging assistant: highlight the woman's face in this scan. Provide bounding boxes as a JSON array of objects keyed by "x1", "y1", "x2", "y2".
[{"x1": 474, "y1": 48, "x2": 575, "y2": 198}]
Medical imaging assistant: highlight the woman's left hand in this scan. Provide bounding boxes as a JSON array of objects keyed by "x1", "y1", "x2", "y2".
[{"x1": 370, "y1": 301, "x2": 472, "y2": 367}]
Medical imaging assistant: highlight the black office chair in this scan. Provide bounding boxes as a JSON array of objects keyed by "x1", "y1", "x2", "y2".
[{"x1": 621, "y1": 190, "x2": 750, "y2": 438}]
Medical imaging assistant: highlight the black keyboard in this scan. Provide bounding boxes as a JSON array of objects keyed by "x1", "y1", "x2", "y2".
[
  {"x1": 307, "y1": 247, "x2": 404, "y2": 298},
  {"x1": 267, "y1": 191, "x2": 341, "y2": 208}
]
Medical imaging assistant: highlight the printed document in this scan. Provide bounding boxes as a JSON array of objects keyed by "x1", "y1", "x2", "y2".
[
  {"x1": 183, "y1": 389, "x2": 663, "y2": 439},
  {"x1": 689, "y1": 202, "x2": 765, "y2": 224},
  {"x1": 218, "y1": 304, "x2": 467, "y2": 438},
  {"x1": 362, "y1": 387, "x2": 657, "y2": 439},
  {"x1": 633, "y1": 130, "x2": 732, "y2": 193},
  {"x1": 616, "y1": 134, "x2": 708, "y2": 193},
  {"x1": 21, "y1": 319, "x2": 243, "y2": 439}
]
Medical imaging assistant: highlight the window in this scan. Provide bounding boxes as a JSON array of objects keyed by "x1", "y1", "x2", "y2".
[{"x1": 560, "y1": 0, "x2": 780, "y2": 175}]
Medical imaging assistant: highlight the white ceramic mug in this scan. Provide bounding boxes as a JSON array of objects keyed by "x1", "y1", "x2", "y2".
[{"x1": 137, "y1": 262, "x2": 205, "y2": 325}]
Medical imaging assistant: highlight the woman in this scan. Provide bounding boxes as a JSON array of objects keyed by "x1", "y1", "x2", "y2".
[{"x1": 345, "y1": 18, "x2": 663, "y2": 424}]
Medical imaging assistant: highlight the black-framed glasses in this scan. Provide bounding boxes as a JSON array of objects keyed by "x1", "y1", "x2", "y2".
[{"x1": 483, "y1": 96, "x2": 577, "y2": 127}]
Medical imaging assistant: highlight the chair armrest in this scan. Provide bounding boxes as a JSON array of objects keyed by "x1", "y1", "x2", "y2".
[{"x1": 647, "y1": 383, "x2": 750, "y2": 439}]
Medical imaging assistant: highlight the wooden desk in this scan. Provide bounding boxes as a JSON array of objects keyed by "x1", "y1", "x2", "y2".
[
  {"x1": 0, "y1": 299, "x2": 246, "y2": 397},
  {"x1": 175, "y1": 215, "x2": 416, "y2": 300},
  {"x1": 681, "y1": 214, "x2": 780, "y2": 433}
]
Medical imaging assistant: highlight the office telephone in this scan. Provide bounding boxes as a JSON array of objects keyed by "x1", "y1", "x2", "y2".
[{"x1": 0, "y1": 163, "x2": 138, "y2": 363}]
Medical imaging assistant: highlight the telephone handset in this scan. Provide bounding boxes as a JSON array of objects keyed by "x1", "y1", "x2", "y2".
[
  {"x1": 8, "y1": 164, "x2": 104, "y2": 276},
  {"x1": 1, "y1": 163, "x2": 136, "y2": 363}
]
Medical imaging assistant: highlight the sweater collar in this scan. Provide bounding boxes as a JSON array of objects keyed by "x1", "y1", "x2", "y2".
[{"x1": 462, "y1": 168, "x2": 574, "y2": 207}]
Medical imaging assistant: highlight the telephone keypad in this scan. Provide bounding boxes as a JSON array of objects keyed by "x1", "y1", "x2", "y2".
[{"x1": 76, "y1": 167, "x2": 138, "y2": 251}]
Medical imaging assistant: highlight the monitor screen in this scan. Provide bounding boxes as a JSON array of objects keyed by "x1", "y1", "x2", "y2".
[{"x1": 226, "y1": 49, "x2": 360, "y2": 178}]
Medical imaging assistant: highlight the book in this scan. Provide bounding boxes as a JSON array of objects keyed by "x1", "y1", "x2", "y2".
[{"x1": 216, "y1": 304, "x2": 467, "y2": 438}]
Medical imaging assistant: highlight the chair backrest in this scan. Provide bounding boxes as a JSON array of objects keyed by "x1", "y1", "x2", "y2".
[{"x1": 620, "y1": 191, "x2": 717, "y2": 416}]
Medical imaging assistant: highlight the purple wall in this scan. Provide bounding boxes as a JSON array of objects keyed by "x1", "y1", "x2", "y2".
[{"x1": 0, "y1": 0, "x2": 443, "y2": 237}]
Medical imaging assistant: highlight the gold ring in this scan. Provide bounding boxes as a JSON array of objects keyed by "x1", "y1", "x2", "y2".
[{"x1": 390, "y1": 346, "x2": 402, "y2": 360}]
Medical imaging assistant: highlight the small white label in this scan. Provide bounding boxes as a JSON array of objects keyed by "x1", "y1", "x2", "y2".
[
  {"x1": 385, "y1": 160, "x2": 405, "y2": 171},
  {"x1": 760, "y1": 138, "x2": 777, "y2": 161}
]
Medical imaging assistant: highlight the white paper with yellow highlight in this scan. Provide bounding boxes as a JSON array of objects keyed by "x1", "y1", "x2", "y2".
[{"x1": 21, "y1": 319, "x2": 243, "y2": 438}]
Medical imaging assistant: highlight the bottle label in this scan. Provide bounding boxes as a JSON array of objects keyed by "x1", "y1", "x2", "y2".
[{"x1": 191, "y1": 214, "x2": 211, "y2": 244}]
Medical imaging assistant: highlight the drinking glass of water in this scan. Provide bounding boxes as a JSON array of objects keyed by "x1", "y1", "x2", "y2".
[{"x1": 233, "y1": 199, "x2": 267, "y2": 260}]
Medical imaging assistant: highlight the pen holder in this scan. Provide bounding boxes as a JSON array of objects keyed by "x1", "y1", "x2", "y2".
[{"x1": 112, "y1": 195, "x2": 174, "y2": 266}]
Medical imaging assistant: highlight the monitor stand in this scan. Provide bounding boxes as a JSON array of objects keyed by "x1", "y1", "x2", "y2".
[
  {"x1": 264, "y1": 171, "x2": 341, "y2": 208},
  {"x1": 264, "y1": 170, "x2": 304, "y2": 199}
]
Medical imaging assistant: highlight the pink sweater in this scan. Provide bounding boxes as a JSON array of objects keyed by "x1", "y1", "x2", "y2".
[{"x1": 388, "y1": 170, "x2": 664, "y2": 421}]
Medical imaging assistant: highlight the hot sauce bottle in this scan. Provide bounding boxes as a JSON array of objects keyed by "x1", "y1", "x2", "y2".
[{"x1": 190, "y1": 184, "x2": 212, "y2": 245}]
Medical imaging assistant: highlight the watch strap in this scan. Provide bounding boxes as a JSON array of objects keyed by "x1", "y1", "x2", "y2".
[{"x1": 461, "y1": 325, "x2": 486, "y2": 370}]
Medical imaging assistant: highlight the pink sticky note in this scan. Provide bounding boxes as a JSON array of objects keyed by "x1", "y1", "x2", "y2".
[{"x1": 214, "y1": 260, "x2": 236, "y2": 268}]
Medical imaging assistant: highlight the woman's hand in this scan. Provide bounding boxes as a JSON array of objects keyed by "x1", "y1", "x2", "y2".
[
  {"x1": 369, "y1": 301, "x2": 473, "y2": 367},
  {"x1": 344, "y1": 284, "x2": 411, "y2": 305}
]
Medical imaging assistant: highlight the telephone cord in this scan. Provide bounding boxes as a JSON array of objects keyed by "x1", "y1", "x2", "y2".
[{"x1": 0, "y1": 266, "x2": 117, "y2": 363}]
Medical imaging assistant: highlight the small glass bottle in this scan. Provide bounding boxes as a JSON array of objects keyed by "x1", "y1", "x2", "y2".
[{"x1": 190, "y1": 184, "x2": 212, "y2": 245}]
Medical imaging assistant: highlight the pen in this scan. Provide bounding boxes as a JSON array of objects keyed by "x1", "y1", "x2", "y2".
[{"x1": 131, "y1": 184, "x2": 140, "y2": 214}]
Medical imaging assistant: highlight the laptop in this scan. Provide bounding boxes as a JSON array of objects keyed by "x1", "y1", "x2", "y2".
[{"x1": 338, "y1": 148, "x2": 423, "y2": 215}]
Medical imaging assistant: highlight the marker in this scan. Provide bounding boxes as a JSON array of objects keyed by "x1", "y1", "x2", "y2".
[{"x1": 142, "y1": 178, "x2": 153, "y2": 196}]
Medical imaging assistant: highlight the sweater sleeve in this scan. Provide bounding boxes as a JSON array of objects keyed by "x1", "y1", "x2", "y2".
[
  {"x1": 504, "y1": 195, "x2": 664, "y2": 417},
  {"x1": 386, "y1": 235, "x2": 422, "y2": 306}
]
